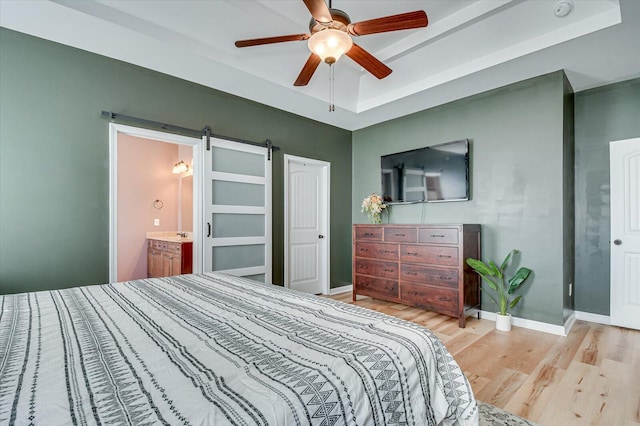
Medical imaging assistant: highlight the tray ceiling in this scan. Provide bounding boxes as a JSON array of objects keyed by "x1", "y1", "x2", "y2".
[{"x1": 1, "y1": 0, "x2": 639, "y2": 130}]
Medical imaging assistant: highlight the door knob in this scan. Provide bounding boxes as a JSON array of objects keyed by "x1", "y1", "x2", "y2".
[
  {"x1": 613, "y1": 239, "x2": 622, "y2": 245},
  {"x1": 318, "y1": 234, "x2": 324, "y2": 239}
]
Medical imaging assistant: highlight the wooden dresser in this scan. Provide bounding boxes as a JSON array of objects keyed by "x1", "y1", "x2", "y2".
[
  {"x1": 352, "y1": 224, "x2": 481, "y2": 327},
  {"x1": 147, "y1": 239, "x2": 193, "y2": 278}
]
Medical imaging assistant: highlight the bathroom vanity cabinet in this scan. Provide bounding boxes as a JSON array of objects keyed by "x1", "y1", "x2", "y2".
[{"x1": 147, "y1": 238, "x2": 193, "y2": 278}]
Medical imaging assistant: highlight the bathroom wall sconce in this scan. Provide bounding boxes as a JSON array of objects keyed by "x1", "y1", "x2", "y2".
[{"x1": 172, "y1": 160, "x2": 190, "y2": 174}]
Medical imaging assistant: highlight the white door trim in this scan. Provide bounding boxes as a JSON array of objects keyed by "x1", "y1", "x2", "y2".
[
  {"x1": 284, "y1": 154, "x2": 330, "y2": 295},
  {"x1": 108, "y1": 123, "x2": 204, "y2": 283}
]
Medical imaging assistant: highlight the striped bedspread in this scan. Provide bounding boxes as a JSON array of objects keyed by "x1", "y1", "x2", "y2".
[{"x1": 0, "y1": 273, "x2": 478, "y2": 425}]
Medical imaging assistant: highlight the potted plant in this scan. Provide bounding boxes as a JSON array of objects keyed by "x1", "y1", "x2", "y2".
[{"x1": 466, "y1": 249, "x2": 532, "y2": 331}]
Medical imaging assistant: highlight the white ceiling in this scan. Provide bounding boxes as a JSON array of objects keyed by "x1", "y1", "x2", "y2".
[{"x1": 1, "y1": 0, "x2": 639, "y2": 130}]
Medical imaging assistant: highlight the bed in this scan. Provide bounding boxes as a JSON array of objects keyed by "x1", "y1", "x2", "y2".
[{"x1": 0, "y1": 273, "x2": 478, "y2": 425}]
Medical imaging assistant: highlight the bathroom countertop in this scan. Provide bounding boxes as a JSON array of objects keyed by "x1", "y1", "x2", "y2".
[{"x1": 146, "y1": 231, "x2": 193, "y2": 243}]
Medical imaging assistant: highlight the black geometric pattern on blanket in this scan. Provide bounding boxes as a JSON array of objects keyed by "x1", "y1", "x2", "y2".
[
  {"x1": 0, "y1": 272, "x2": 478, "y2": 426},
  {"x1": 478, "y1": 401, "x2": 540, "y2": 426}
]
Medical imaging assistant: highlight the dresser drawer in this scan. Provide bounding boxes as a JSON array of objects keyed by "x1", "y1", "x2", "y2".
[
  {"x1": 384, "y1": 227, "x2": 417, "y2": 243},
  {"x1": 355, "y1": 226, "x2": 383, "y2": 241},
  {"x1": 355, "y1": 241, "x2": 398, "y2": 261},
  {"x1": 165, "y1": 242, "x2": 182, "y2": 254},
  {"x1": 354, "y1": 258, "x2": 398, "y2": 279},
  {"x1": 354, "y1": 275, "x2": 399, "y2": 299},
  {"x1": 401, "y1": 284, "x2": 458, "y2": 317},
  {"x1": 401, "y1": 265, "x2": 458, "y2": 289},
  {"x1": 401, "y1": 245, "x2": 458, "y2": 266},
  {"x1": 418, "y1": 227, "x2": 459, "y2": 244}
]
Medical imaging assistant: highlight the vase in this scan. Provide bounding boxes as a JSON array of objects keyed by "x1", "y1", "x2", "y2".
[
  {"x1": 495, "y1": 313, "x2": 512, "y2": 331},
  {"x1": 369, "y1": 213, "x2": 382, "y2": 224}
]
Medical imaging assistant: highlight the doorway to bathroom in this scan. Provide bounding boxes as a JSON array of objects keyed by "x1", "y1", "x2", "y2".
[{"x1": 108, "y1": 123, "x2": 203, "y2": 283}]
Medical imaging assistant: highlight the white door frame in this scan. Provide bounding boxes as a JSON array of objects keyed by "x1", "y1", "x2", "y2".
[
  {"x1": 284, "y1": 154, "x2": 330, "y2": 295},
  {"x1": 108, "y1": 123, "x2": 204, "y2": 283}
]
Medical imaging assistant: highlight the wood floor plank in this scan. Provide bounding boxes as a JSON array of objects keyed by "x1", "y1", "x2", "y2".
[
  {"x1": 473, "y1": 367, "x2": 528, "y2": 407},
  {"x1": 541, "y1": 320, "x2": 590, "y2": 370},
  {"x1": 504, "y1": 363, "x2": 565, "y2": 421},
  {"x1": 327, "y1": 294, "x2": 640, "y2": 425}
]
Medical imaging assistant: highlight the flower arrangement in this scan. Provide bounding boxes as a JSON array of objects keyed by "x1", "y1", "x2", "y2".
[{"x1": 361, "y1": 193, "x2": 388, "y2": 224}]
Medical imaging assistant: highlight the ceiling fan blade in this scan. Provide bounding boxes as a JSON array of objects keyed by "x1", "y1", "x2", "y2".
[
  {"x1": 345, "y1": 44, "x2": 392, "y2": 80},
  {"x1": 294, "y1": 54, "x2": 322, "y2": 86},
  {"x1": 235, "y1": 34, "x2": 310, "y2": 48},
  {"x1": 348, "y1": 10, "x2": 428, "y2": 36},
  {"x1": 302, "y1": 0, "x2": 332, "y2": 24}
]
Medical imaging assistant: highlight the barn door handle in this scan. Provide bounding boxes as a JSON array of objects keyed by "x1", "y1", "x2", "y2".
[
  {"x1": 613, "y1": 239, "x2": 622, "y2": 245},
  {"x1": 207, "y1": 222, "x2": 211, "y2": 237},
  {"x1": 318, "y1": 234, "x2": 325, "y2": 239}
]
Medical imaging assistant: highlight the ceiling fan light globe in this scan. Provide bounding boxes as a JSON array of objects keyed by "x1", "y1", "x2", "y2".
[{"x1": 308, "y1": 29, "x2": 352, "y2": 64}]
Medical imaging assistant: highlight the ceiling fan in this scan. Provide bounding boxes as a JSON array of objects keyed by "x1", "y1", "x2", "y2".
[{"x1": 235, "y1": 0, "x2": 428, "y2": 87}]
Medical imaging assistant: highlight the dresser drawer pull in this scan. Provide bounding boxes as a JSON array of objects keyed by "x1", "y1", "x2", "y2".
[
  {"x1": 439, "y1": 297, "x2": 451, "y2": 302},
  {"x1": 363, "y1": 232, "x2": 374, "y2": 236},
  {"x1": 394, "y1": 233, "x2": 405, "y2": 237},
  {"x1": 384, "y1": 286, "x2": 394, "y2": 291},
  {"x1": 410, "y1": 291, "x2": 419, "y2": 296},
  {"x1": 430, "y1": 234, "x2": 445, "y2": 238},
  {"x1": 359, "y1": 248, "x2": 368, "y2": 252},
  {"x1": 437, "y1": 255, "x2": 452, "y2": 258},
  {"x1": 358, "y1": 265, "x2": 368, "y2": 269},
  {"x1": 384, "y1": 250, "x2": 395, "y2": 253},
  {"x1": 406, "y1": 272, "x2": 418, "y2": 276},
  {"x1": 383, "y1": 268, "x2": 394, "y2": 272},
  {"x1": 439, "y1": 276, "x2": 453, "y2": 280},
  {"x1": 359, "y1": 282, "x2": 368, "y2": 286},
  {"x1": 406, "y1": 252, "x2": 418, "y2": 256}
]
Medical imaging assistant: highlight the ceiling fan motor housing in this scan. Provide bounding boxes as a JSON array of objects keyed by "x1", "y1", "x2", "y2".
[{"x1": 309, "y1": 9, "x2": 351, "y2": 34}]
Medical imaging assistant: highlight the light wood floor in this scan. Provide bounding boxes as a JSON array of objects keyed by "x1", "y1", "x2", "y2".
[{"x1": 328, "y1": 293, "x2": 640, "y2": 426}]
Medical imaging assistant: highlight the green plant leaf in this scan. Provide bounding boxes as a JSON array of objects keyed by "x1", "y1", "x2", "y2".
[
  {"x1": 466, "y1": 258, "x2": 495, "y2": 276},
  {"x1": 508, "y1": 267, "x2": 532, "y2": 294},
  {"x1": 479, "y1": 274, "x2": 498, "y2": 291},
  {"x1": 510, "y1": 295, "x2": 522, "y2": 309},
  {"x1": 500, "y1": 249, "x2": 518, "y2": 271},
  {"x1": 489, "y1": 261, "x2": 503, "y2": 279}
]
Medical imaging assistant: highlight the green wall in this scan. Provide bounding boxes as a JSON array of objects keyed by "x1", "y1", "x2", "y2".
[
  {"x1": 574, "y1": 78, "x2": 640, "y2": 315},
  {"x1": 0, "y1": 28, "x2": 352, "y2": 294},
  {"x1": 562, "y1": 74, "x2": 576, "y2": 322},
  {"x1": 352, "y1": 72, "x2": 571, "y2": 325}
]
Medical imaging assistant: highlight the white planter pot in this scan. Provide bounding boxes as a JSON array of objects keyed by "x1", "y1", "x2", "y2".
[{"x1": 495, "y1": 313, "x2": 512, "y2": 331}]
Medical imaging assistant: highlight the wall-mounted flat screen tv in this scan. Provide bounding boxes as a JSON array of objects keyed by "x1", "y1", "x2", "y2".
[{"x1": 381, "y1": 139, "x2": 470, "y2": 204}]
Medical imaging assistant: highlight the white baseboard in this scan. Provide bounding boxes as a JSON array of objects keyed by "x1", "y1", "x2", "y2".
[
  {"x1": 575, "y1": 311, "x2": 610, "y2": 325},
  {"x1": 564, "y1": 311, "x2": 576, "y2": 336},
  {"x1": 480, "y1": 309, "x2": 612, "y2": 336},
  {"x1": 329, "y1": 285, "x2": 352, "y2": 296},
  {"x1": 480, "y1": 311, "x2": 569, "y2": 336}
]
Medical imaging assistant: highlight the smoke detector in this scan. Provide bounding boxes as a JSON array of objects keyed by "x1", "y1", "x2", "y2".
[{"x1": 554, "y1": 0, "x2": 574, "y2": 18}]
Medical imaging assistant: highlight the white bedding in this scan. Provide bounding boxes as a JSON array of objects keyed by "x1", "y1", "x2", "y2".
[{"x1": 0, "y1": 273, "x2": 478, "y2": 425}]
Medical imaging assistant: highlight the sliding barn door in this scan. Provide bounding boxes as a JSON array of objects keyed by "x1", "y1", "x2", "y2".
[{"x1": 204, "y1": 137, "x2": 272, "y2": 283}]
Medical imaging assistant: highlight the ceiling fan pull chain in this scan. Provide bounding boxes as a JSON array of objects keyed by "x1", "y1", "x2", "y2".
[{"x1": 329, "y1": 63, "x2": 335, "y2": 112}]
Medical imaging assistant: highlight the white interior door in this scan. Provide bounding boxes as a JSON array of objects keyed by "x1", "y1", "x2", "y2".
[
  {"x1": 610, "y1": 137, "x2": 640, "y2": 330},
  {"x1": 285, "y1": 155, "x2": 330, "y2": 295},
  {"x1": 204, "y1": 138, "x2": 271, "y2": 283}
]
